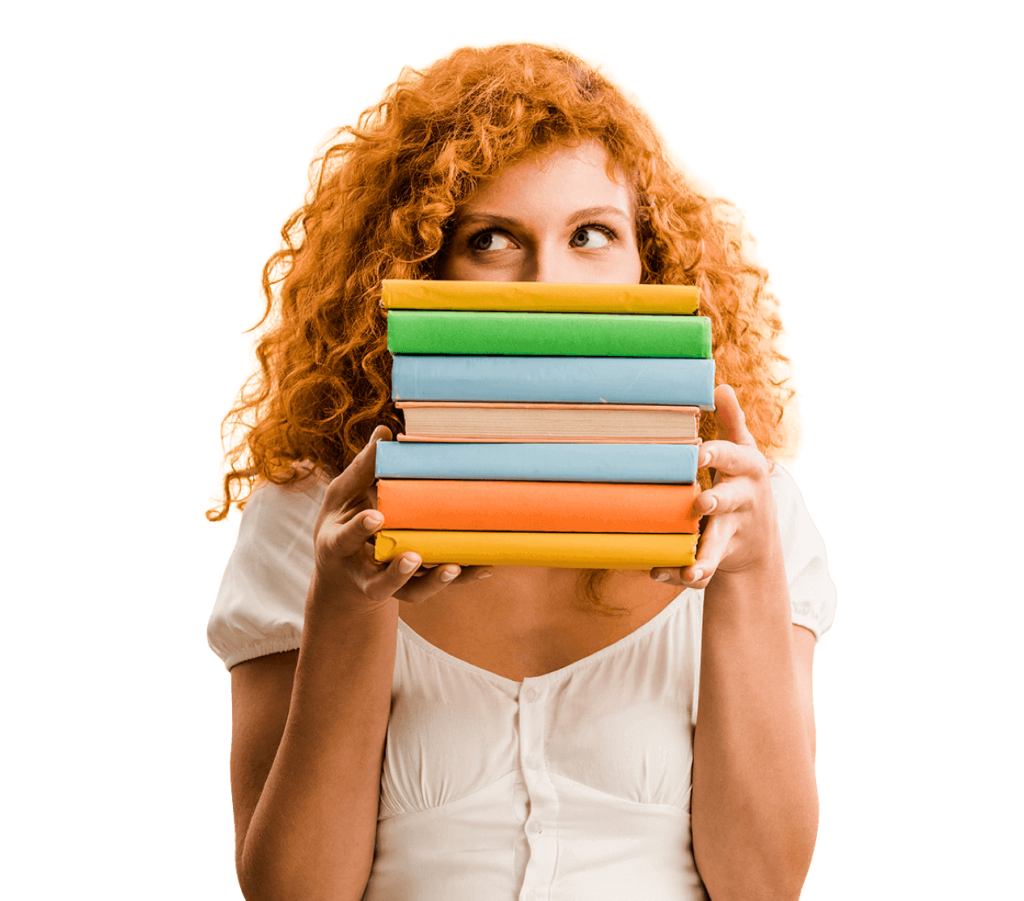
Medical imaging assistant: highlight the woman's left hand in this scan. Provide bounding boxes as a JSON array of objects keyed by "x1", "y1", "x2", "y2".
[{"x1": 651, "y1": 383, "x2": 782, "y2": 590}]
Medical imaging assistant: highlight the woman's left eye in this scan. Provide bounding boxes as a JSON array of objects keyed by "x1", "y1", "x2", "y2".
[{"x1": 570, "y1": 226, "x2": 611, "y2": 249}]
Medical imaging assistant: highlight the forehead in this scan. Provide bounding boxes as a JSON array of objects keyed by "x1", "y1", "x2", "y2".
[{"x1": 460, "y1": 141, "x2": 633, "y2": 212}]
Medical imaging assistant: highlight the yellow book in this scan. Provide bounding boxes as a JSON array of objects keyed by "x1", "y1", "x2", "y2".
[
  {"x1": 381, "y1": 280, "x2": 700, "y2": 314},
  {"x1": 374, "y1": 530, "x2": 698, "y2": 569}
]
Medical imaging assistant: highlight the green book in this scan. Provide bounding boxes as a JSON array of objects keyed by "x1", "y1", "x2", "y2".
[{"x1": 386, "y1": 311, "x2": 712, "y2": 358}]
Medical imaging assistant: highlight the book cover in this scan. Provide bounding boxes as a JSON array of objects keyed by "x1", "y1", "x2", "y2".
[
  {"x1": 396, "y1": 402, "x2": 700, "y2": 442},
  {"x1": 391, "y1": 355, "x2": 716, "y2": 408},
  {"x1": 375, "y1": 441, "x2": 699, "y2": 483},
  {"x1": 386, "y1": 310, "x2": 712, "y2": 358},
  {"x1": 374, "y1": 530, "x2": 699, "y2": 569},
  {"x1": 381, "y1": 279, "x2": 700, "y2": 314},
  {"x1": 376, "y1": 480, "x2": 701, "y2": 532}
]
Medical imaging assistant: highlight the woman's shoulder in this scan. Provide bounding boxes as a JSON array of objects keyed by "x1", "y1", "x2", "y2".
[
  {"x1": 244, "y1": 463, "x2": 330, "y2": 532},
  {"x1": 208, "y1": 463, "x2": 327, "y2": 670},
  {"x1": 769, "y1": 461, "x2": 837, "y2": 641}
]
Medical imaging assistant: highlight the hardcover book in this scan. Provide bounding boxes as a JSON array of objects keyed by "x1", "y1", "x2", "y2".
[
  {"x1": 386, "y1": 310, "x2": 712, "y2": 358},
  {"x1": 391, "y1": 355, "x2": 716, "y2": 408},
  {"x1": 375, "y1": 441, "x2": 700, "y2": 483},
  {"x1": 381, "y1": 279, "x2": 701, "y2": 314},
  {"x1": 373, "y1": 530, "x2": 699, "y2": 569},
  {"x1": 376, "y1": 479, "x2": 702, "y2": 533},
  {"x1": 396, "y1": 402, "x2": 700, "y2": 442}
]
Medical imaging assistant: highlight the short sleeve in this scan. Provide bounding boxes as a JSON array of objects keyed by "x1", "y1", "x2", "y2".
[
  {"x1": 771, "y1": 464, "x2": 837, "y2": 641},
  {"x1": 206, "y1": 474, "x2": 328, "y2": 670}
]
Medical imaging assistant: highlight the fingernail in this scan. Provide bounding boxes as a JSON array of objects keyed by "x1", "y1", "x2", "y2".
[
  {"x1": 700, "y1": 452, "x2": 711, "y2": 468},
  {"x1": 688, "y1": 569, "x2": 703, "y2": 582},
  {"x1": 440, "y1": 567, "x2": 459, "y2": 582},
  {"x1": 398, "y1": 557, "x2": 418, "y2": 574},
  {"x1": 364, "y1": 513, "x2": 383, "y2": 530},
  {"x1": 654, "y1": 572, "x2": 670, "y2": 582},
  {"x1": 477, "y1": 570, "x2": 493, "y2": 579},
  {"x1": 701, "y1": 496, "x2": 717, "y2": 514}
]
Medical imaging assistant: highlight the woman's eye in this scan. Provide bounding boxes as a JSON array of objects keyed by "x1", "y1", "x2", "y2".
[
  {"x1": 570, "y1": 226, "x2": 611, "y2": 249},
  {"x1": 471, "y1": 231, "x2": 512, "y2": 252}
]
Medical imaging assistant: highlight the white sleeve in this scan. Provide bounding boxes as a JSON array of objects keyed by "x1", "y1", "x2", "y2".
[
  {"x1": 206, "y1": 476, "x2": 327, "y2": 670},
  {"x1": 771, "y1": 463, "x2": 837, "y2": 641}
]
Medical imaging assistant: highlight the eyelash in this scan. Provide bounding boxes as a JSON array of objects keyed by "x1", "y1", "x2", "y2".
[
  {"x1": 465, "y1": 223, "x2": 618, "y2": 250},
  {"x1": 574, "y1": 223, "x2": 617, "y2": 242}
]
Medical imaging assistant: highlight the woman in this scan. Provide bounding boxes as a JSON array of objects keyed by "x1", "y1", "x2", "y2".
[{"x1": 208, "y1": 43, "x2": 836, "y2": 901}]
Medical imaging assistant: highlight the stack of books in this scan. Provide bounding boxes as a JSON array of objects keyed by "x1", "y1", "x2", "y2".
[{"x1": 373, "y1": 280, "x2": 715, "y2": 570}]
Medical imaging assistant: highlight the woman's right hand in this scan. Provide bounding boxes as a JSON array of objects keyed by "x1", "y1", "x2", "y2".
[{"x1": 311, "y1": 425, "x2": 490, "y2": 609}]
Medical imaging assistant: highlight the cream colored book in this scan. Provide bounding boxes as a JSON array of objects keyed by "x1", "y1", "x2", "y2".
[{"x1": 396, "y1": 402, "x2": 700, "y2": 442}]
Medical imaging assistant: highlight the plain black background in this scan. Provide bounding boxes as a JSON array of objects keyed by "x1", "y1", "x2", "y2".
[{"x1": 193, "y1": 38, "x2": 839, "y2": 896}]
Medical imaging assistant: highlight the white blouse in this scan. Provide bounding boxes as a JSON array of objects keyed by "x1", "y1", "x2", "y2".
[{"x1": 208, "y1": 464, "x2": 836, "y2": 901}]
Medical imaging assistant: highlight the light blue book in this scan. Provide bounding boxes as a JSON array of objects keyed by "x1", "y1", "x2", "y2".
[
  {"x1": 375, "y1": 442, "x2": 699, "y2": 483},
  {"x1": 391, "y1": 355, "x2": 715, "y2": 408}
]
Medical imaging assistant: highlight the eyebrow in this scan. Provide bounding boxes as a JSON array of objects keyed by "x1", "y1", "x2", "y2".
[{"x1": 453, "y1": 206, "x2": 633, "y2": 230}]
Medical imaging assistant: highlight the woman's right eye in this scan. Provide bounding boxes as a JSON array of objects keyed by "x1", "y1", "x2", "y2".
[{"x1": 471, "y1": 230, "x2": 512, "y2": 252}]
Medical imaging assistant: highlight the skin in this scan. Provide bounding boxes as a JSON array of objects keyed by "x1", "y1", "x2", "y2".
[{"x1": 230, "y1": 141, "x2": 818, "y2": 901}]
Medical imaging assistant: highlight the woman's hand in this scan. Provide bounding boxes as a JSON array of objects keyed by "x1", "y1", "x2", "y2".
[
  {"x1": 650, "y1": 384, "x2": 781, "y2": 590},
  {"x1": 311, "y1": 425, "x2": 491, "y2": 608}
]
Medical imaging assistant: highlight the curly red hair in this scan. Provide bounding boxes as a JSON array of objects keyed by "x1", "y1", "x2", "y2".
[{"x1": 209, "y1": 43, "x2": 796, "y2": 524}]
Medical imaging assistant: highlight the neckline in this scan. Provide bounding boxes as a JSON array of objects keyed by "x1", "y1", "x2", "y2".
[{"x1": 397, "y1": 588, "x2": 693, "y2": 686}]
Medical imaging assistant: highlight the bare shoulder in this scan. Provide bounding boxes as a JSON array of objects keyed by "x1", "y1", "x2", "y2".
[{"x1": 230, "y1": 651, "x2": 299, "y2": 863}]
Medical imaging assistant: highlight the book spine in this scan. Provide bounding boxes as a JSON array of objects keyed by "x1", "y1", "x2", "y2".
[
  {"x1": 386, "y1": 311, "x2": 711, "y2": 358},
  {"x1": 381, "y1": 279, "x2": 700, "y2": 314},
  {"x1": 392, "y1": 355, "x2": 715, "y2": 408},
  {"x1": 374, "y1": 530, "x2": 699, "y2": 568},
  {"x1": 375, "y1": 442, "x2": 699, "y2": 483},
  {"x1": 376, "y1": 480, "x2": 701, "y2": 532},
  {"x1": 395, "y1": 435, "x2": 700, "y2": 444}
]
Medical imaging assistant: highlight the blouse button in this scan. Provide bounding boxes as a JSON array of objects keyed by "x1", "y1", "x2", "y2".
[
  {"x1": 522, "y1": 686, "x2": 538, "y2": 703},
  {"x1": 527, "y1": 820, "x2": 543, "y2": 835}
]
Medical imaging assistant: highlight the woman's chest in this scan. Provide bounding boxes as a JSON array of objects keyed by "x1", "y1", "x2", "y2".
[{"x1": 398, "y1": 568, "x2": 680, "y2": 681}]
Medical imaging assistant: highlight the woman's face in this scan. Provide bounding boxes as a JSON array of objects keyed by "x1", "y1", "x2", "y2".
[{"x1": 438, "y1": 141, "x2": 642, "y2": 285}]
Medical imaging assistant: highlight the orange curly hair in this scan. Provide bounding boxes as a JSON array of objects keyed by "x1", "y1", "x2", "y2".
[{"x1": 208, "y1": 42, "x2": 796, "y2": 523}]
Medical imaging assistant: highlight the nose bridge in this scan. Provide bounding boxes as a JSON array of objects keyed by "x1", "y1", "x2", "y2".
[{"x1": 529, "y1": 236, "x2": 568, "y2": 284}]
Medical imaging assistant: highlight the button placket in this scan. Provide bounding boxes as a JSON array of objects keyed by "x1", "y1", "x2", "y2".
[{"x1": 517, "y1": 678, "x2": 559, "y2": 899}]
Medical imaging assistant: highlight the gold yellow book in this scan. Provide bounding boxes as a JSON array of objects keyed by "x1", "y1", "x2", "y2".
[
  {"x1": 381, "y1": 279, "x2": 700, "y2": 314},
  {"x1": 374, "y1": 530, "x2": 698, "y2": 569}
]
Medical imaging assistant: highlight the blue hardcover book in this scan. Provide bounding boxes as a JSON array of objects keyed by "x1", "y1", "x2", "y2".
[
  {"x1": 391, "y1": 355, "x2": 715, "y2": 408},
  {"x1": 375, "y1": 442, "x2": 699, "y2": 483}
]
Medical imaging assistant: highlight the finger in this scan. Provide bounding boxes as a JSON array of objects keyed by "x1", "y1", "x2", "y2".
[
  {"x1": 686, "y1": 518, "x2": 734, "y2": 587},
  {"x1": 711, "y1": 384, "x2": 758, "y2": 449},
  {"x1": 323, "y1": 425, "x2": 393, "y2": 509},
  {"x1": 361, "y1": 552, "x2": 424, "y2": 602},
  {"x1": 651, "y1": 516, "x2": 731, "y2": 589},
  {"x1": 320, "y1": 507, "x2": 389, "y2": 562},
  {"x1": 397, "y1": 561, "x2": 496, "y2": 602},
  {"x1": 394, "y1": 563, "x2": 465, "y2": 604},
  {"x1": 445, "y1": 564, "x2": 493, "y2": 584},
  {"x1": 699, "y1": 440, "x2": 770, "y2": 482},
  {"x1": 647, "y1": 565, "x2": 712, "y2": 589},
  {"x1": 650, "y1": 567, "x2": 688, "y2": 587},
  {"x1": 691, "y1": 478, "x2": 755, "y2": 518},
  {"x1": 650, "y1": 561, "x2": 714, "y2": 590}
]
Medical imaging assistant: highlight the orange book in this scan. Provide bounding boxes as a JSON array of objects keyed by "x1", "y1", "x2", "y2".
[{"x1": 375, "y1": 480, "x2": 701, "y2": 533}]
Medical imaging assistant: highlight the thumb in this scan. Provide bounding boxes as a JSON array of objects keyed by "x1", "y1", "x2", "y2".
[
  {"x1": 712, "y1": 384, "x2": 757, "y2": 449},
  {"x1": 324, "y1": 425, "x2": 392, "y2": 505}
]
